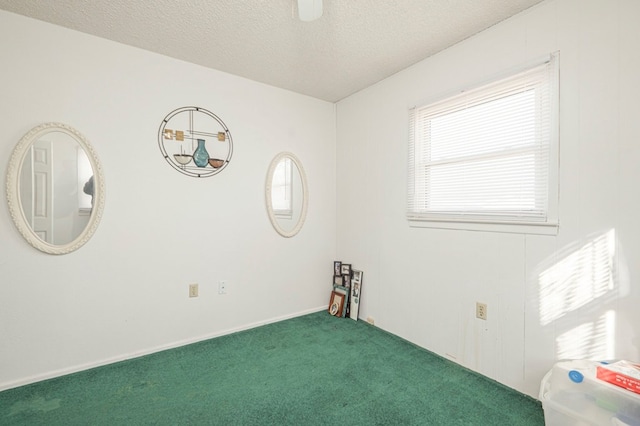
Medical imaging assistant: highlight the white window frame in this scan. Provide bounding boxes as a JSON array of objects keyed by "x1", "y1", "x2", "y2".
[
  {"x1": 407, "y1": 53, "x2": 559, "y2": 235},
  {"x1": 271, "y1": 157, "x2": 293, "y2": 218}
]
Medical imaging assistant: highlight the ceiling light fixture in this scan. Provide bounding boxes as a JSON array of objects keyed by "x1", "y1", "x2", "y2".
[{"x1": 297, "y1": 0, "x2": 323, "y2": 22}]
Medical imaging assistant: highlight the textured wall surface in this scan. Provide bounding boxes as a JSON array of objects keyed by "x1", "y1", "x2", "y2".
[{"x1": 0, "y1": 0, "x2": 543, "y2": 102}]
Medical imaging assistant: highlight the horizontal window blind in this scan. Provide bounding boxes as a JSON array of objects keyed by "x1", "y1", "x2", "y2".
[{"x1": 408, "y1": 54, "x2": 558, "y2": 225}]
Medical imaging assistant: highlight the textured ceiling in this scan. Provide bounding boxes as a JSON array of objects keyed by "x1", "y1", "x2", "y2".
[{"x1": 0, "y1": 0, "x2": 544, "y2": 102}]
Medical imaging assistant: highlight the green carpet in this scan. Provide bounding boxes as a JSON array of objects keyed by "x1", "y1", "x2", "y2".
[{"x1": 0, "y1": 311, "x2": 544, "y2": 425}]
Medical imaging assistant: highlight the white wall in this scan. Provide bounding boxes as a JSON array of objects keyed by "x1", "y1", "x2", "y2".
[
  {"x1": 0, "y1": 10, "x2": 336, "y2": 390},
  {"x1": 336, "y1": 0, "x2": 640, "y2": 397}
]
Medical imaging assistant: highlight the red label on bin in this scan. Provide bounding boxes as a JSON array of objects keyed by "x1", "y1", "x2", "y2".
[{"x1": 596, "y1": 365, "x2": 640, "y2": 395}]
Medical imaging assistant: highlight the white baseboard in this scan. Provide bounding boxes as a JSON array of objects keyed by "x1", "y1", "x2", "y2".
[{"x1": 0, "y1": 306, "x2": 327, "y2": 392}]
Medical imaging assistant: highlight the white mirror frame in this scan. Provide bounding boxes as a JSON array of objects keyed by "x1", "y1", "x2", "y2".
[
  {"x1": 6, "y1": 122, "x2": 105, "y2": 255},
  {"x1": 265, "y1": 152, "x2": 309, "y2": 238}
]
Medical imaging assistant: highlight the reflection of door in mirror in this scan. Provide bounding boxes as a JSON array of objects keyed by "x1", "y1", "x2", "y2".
[
  {"x1": 271, "y1": 158, "x2": 303, "y2": 233},
  {"x1": 20, "y1": 139, "x2": 54, "y2": 243},
  {"x1": 19, "y1": 132, "x2": 92, "y2": 246}
]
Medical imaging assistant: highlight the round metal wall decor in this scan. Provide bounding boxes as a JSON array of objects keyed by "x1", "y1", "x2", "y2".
[{"x1": 158, "y1": 106, "x2": 233, "y2": 178}]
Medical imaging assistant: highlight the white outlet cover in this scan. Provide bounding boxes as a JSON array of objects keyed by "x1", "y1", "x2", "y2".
[{"x1": 189, "y1": 284, "x2": 198, "y2": 297}]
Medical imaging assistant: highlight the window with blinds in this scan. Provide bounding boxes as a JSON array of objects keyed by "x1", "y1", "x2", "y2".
[{"x1": 407, "y1": 53, "x2": 559, "y2": 233}]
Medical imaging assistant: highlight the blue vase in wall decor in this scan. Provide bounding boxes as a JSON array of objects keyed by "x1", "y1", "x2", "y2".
[{"x1": 192, "y1": 139, "x2": 210, "y2": 168}]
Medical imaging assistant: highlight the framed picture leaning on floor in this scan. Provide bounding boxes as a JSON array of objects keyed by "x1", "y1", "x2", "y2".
[
  {"x1": 340, "y1": 263, "x2": 351, "y2": 276},
  {"x1": 342, "y1": 273, "x2": 351, "y2": 288},
  {"x1": 328, "y1": 291, "x2": 345, "y2": 317},
  {"x1": 333, "y1": 261, "x2": 342, "y2": 277},
  {"x1": 349, "y1": 270, "x2": 363, "y2": 321}
]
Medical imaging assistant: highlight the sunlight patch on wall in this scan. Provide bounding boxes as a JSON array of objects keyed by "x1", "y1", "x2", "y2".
[
  {"x1": 538, "y1": 229, "x2": 616, "y2": 327},
  {"x1": 556, "y1": 310, "x2": 616, "y2": 360}
]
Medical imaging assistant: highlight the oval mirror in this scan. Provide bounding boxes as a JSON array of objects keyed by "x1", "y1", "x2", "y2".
[
  {"x1": 265, "y1": 152, "x2": 308, "y2": 238},
  {"x1": 6, "y1": 123, "x2": 105, "y2": 254}
]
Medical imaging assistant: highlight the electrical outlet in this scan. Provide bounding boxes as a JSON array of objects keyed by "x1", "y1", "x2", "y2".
[
  {"x1": 218, "y1": 280, "x2": 227, "y2": 295},
  {"x1": 189, "y1": 283, "x2": 199, "y2": 298},
  {"x1": 476, "y1": 302, "x2": 487, "y2": 320}
]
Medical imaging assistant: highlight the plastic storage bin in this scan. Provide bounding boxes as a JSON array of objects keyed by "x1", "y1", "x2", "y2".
[{"x1": 539, "y1": 360, "x2": 640, "y2": 425}]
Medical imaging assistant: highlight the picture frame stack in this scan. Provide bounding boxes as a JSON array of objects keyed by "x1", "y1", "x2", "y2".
[{"x1": 329, "y1": 261, "x2": 363, "y2": 321}]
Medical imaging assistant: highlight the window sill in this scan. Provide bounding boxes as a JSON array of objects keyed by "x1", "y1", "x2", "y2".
[
  {"x1": 274, "y1": 213, "x2": 293, "y2": 219},
  {"x1": 408, "y1": 218, "x2": 558, "y2": 235}
]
